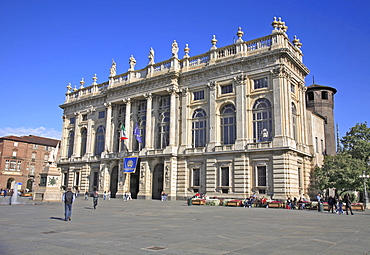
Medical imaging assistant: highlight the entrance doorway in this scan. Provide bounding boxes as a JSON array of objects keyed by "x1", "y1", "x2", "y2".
[
  {"x1": 7, "y1": 178, "x2": 15, "y2": 190},
  {"x1": 110, "y1": 166, "x2": 118, "y2": 198},
  {"x1": 130, "y1": 164, "x2": 140, "y2": 199},
  {"x1": 152, "y1": 164, "x2": 164, "y2": 200}
]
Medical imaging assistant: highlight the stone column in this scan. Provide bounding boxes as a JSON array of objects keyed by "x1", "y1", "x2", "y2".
[
  {"x1": 85, "y1": 107, "x2": 95, "y2": 157},
  {"x1": 234, "y1": 75, "x2": 247, "y2": 150},
  {"x1": 73, "y1": 112, "x2": 80, "y2": 158},
  {"x1": 124, "y1": 98, "x2": 132, "y2": 152},
  {"x1": 137, "y1": 160, "x2": 151, "y2": 199},
  {"x1": 60, "y1": 115, "x2": 68, "y2": 158},
  {"x1": 167, "y1": 87, "x2": 177, "y2": 150},
  {"x1": 104, "y1": 103, "x2": 112, "y2": 153},
  {"x1": 144, "y1": 93, "x2": 153, "y2": 150},
  {"x1": 207, "y1": 81, "x2": 217, "y2": 151}
]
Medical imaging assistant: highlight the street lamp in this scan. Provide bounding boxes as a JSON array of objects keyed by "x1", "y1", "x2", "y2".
[{"x1": 359, "y1": 159, "x2": 370, "y2": 209}]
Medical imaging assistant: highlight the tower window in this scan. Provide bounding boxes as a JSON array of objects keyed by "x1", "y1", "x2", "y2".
[
  {"x1": 322, "y1": 91, "x2": 328, "y2": 100},
  {"x1": 308, "y1": 92, "x2": 314, "y2": 101}
]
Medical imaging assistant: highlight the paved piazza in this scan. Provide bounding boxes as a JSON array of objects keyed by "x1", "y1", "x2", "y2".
[{"x1": 1, "y1": 197, "x2": 370, "y2": 255}]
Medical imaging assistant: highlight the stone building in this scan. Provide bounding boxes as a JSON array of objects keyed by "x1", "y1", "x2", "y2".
[
  {"x1": 58, "y1": 18, "x2": 336, "y2": 200},
  {"x1": 0, "y1": 135, "x2": 60, "y2": 192}
]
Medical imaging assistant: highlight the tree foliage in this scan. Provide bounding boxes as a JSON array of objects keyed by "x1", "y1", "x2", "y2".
[{"x1": 313, "y1": 122, "x2": 370, "y2": 193}]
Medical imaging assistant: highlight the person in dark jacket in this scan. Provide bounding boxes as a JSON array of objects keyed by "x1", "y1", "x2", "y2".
[
  {"x1": 62, "y1": 187, "x2": 75, "y2": 221},
  {"x1": 93, "y1": 191, "x2": 99, "y2": 209},
  {"x1": 344, "y1": 194, "x2": 354, "y2": 215}
]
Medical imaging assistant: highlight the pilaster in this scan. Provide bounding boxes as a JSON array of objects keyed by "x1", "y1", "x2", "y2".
[{"x1": 207, "y1": 81, "x2": 217, "y2": 151}]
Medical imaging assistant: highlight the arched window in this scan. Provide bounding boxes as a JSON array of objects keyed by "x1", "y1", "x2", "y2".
[
  {"x1": 136, "y1": 100, "x2": 147, "y2": 150},
  {"x1": 220, "y1": 104, "x2": 236, "y2": 145},
  {"x1": 80, "y1": 128, "x2": 87, "y2": 156},
  {"x1": 67, "y1": 130, "x2": 74, "y2": 158},
  {"x1": 252, "y1": 98, "x2": 272, "y2": 142},
  {"x1": 95, "y1": 125, "x2": 105, "y2": 155},
  {"x1": 157, "y1": 96, "x2": 170, "y2": 149},
  {"x1": 292, "y1": 103, "x2": 297, "y2": 140},
  {"x1": 192, "y1": 109, "x2": 207, "y2": 147}
]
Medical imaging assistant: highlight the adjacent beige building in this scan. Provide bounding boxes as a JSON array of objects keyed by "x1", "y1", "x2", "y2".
[{"x1": 58, "y1": 18, "x2": 336, "y2": 200}]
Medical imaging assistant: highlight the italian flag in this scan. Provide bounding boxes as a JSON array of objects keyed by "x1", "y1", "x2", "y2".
[{"x1": 120, "y1": 124, "x2": 128, "y2": 141}]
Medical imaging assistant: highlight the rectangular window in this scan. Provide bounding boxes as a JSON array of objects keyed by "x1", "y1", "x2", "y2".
[
  {"x1": 32, "y1": 152, "x2": 36, "y2": 161},
  {"x1": 63, "y1": 172, "x2": 68, "y2": 186},
  {"x1": 5, "y1": 160, "x2": 9, "y2": 170},
  {"x1": 193, "y1": 90, "x2": 204, "y2": 100},
  {"x1": 291, "y1": 84, "x2": 295, "y2": 93},
  {"x1": 33, "y1": 144, "x2": 38, "y2": 149},
  {"x1": 322, "y1": 91, "x2": 328, "y2": 100},
  {"x1": 40, "y1": 176, "x2": 47, "y2": 187},
  {"x1": 98, "y1": 111, "x2": 105, "y2": 119},
  {"x1": 221, "y1": 84, "x2": 233, "y2": 94},
  {"x1": 315, "y1": 137, "x2": 319, "y2": 153},
  {"x1": 257, "y1": 166, "x2": 267, "y2": 186},
  {"x1": 254, "y1": 77, "x2": 268, "y2": 89},
  {"x1": 70, "y1": 117, "x2": 75, "y2": 125},
  {"x1": 12, "y1": 151, "x2": 17, "y2": 157},
  {"x1": 44, "y1": 154, "x2": 49, "y2": 162},
  {"x1": 14, "y1": 142, "x2": 18, "y2": 147},
  {"x1": 321, "y1": 139, "x2": 325, "y2": 155},
  {"x1": 192, "y1": 168, "x2": 200, "y2": 186},
  {"x1": 93, "y1": 172, "x2": 99, "y2": 186},
  {"x1": 220, "y1": 167, "x2": 230, "y2": 186},
  {"x1": 82, "y1": 114, "x2": 88, "y2": 121},
  {"x1": 308, "y1": 92, "x2": 314, "y2": 101},
  {"x1": 75, "y1": 172, "x2": 80, "y2": 186},
  {"x1": 10, "y1": 161, "x2": 16, "y2": 170},
  {"x1": 17, "y1": 161, "x2": 21, "y2": 171},
  {"x1": 298, "y1": 167, "x2": 302, "y2": 189}
]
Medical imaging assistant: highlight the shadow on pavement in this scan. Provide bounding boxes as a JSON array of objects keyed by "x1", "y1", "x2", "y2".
[{"x1": 50, "y1": 217, "x2": 65, "y2": 221}]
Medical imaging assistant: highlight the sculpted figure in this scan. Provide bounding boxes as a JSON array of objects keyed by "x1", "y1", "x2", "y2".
[
  {"x1": 110, "y1": 59, "x2": 116, "y2": 77},
  {"x1": 171, "y1": 40, "x2": 178, "y2": 58},
  {"x1": 129, "y1": 55, "x2": 136, "y2": 71},
  {"x1": 148, "y1": 47, "x2": 155, "y2": 64}
]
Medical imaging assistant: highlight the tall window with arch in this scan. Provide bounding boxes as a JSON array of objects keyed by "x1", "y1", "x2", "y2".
[
  {"x1": 80, "y1": 128, "x2": 87, "y2": 156},
  {"x1": 220, "y1": 104, "x2": 236, "y2": 145},
  {"x1": 157, "y1": 95, "x2": 170, "y2": 149},
  {"x1": 192, "y1": 109, "x2": 207, "y2": 147},
  {"x1": 67, "y1": 130, "x2": 74, "y2": 158},
  {"x1": 252, "y1": 98, "x2": 272, "y2": 142},
  {"x1": 136, "y1": 100, "x2": 147, "y2": 150},
  {"x1": 95, "y1": 125, "x2": 105, "y2": 155},
  {"x1": 292, "y1": 103, "x2": 297, "y2": 141}
]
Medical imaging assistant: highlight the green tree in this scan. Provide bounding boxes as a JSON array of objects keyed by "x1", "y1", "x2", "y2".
[
  {"x1": 313, "y1": 122, "x2": 370, "y2": 194},
  {"x1": 341, "y1": 122, "x2": 370, "y2": 161}
]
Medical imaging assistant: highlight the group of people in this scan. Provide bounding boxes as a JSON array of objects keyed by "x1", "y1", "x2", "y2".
[
  {"x1": 123, "y1": 191, "x2": 132, "y2": 201},
  {"x1": 63, "y1": 188, "x2": 100, "y2": 221},
  {"x1": 243, "y1": 195, "x2": 268, "y2": 208},
  {"x1": 1, "y1": 188, "x2": 14, "y2": 205},
  {"x1": 324, "y1": 194, "x2": 354, "y2": 215},
  {"x1": 103, "y1": 191, "x2": 111, "y2": 200},
  {"x1": 286, "y1": 194, "x2": 310, "y2": 210}
]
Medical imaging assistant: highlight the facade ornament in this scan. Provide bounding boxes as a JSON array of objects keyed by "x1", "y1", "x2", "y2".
[
  {"x1": 79, "y1": 78, "x2": 85, "y2": 89},
  {"x1": 292, "y1": 35, "x2": 302, "y2": 48},
  {"x1": 271, "y1": 17, "x2": 279, "y2": 30},
  {"x1": 110, "y1": 59, "x2": 117, "y2": 77},
  {"x1": 167, "y1": 87, "x2": 177, "y2": 96},
  {"x1": 128, "y1": 55, "x2": 136, "y2": 71},
  {"x1": 92, "y1": 74, "x2": 98, "y2": 85},
  {"x1": 210, "y1": 35, "x2": 218, "y2": 50},
  {"x1": 66, "y1": 83, "x2": 72, "y2": 93},
  {"x1": 165, "y1": 165, "x2": 170, "y2": 187},
  {"x1": 234, "y1": 74, "x2": 247, "y2": 85},
  {"x1": 271, "y1": 17, "x2": 287, "y2": 32},
  {"x1": 180, "y1": 87, "x2": 189, "y2": 95},
  {"x1": 144, "y1": 92, "x2": 152, "y2": 100},
  {"x1": 184, "y1": 44, "x2": 190, "y2": 58},
  {"x1": 148, "y1": 47, "x2": 155, "y2": 65},
  {"x1": 104, "y1": 102, "x2": 112, "y2": 108},
  {"x1": 123, "y1": 97, "x2": 131, "y2": 104},
  {"x1": 236, "y1": 27, "x2": 244, "y2": 43},
  {"x1": 171, "y1": 40, "x2": 179, "y2": 58},
  {"x1": 207, "y1": 81, "x2": 216, "y2": 90},
  {"x1": 271, "y1": 66, "x2": 287, "y2": 78},
  {"x1": 73, "y1": 85, "x2": 78, "y2": 91}
]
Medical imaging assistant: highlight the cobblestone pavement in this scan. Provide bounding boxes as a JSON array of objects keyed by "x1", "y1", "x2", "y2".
[{"x1": 1, "y1": 197, "x2": 370, "y2": 255}]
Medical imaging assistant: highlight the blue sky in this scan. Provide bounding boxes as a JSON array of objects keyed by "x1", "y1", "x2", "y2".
[{"x1": 0, "y1": 0, "x2": 369, "y2": 140}]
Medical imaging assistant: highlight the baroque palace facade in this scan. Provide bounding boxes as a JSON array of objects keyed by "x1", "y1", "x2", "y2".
[{"x1": 59, "y1": 18, "x2": 336, "y2": 200}]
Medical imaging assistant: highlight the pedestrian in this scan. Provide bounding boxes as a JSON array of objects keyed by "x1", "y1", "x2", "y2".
[
  {"x1": 3, "y1": 189, "x2": 7, "y2": 197},
  {"x1": 8, "y1": 189, "x2": 13, "y2": 205},
  {"x1": 62, "y1": 187, "x2": 75, "y2": 221},
  {"x1": 93, "y1": 191, "x2": 99, "y2": 209},
  {"x1": 337, "y1": 196, "x2": 344, "y2": 214},
  {"x1": 344, "y1": 194, "x2": 354, "y2": 215},
  {"x1": 123, "y1": 191, "x2": 127, "y2": 201},
  {"x1": 108, "y1": 191, "x2": 111, "y2": 200},
  {"x1": 161, "y1": 191, "x2": 167, "y2": 201},
  {"x1": 127, "y1": 191, "x2": 132, "y2": 200},
  {"x1": 84, "y1": 190, "x2": 89, "y2": 200},
  {"x1": 103, "y1": 191, "x2": 107, "y2": 200}
]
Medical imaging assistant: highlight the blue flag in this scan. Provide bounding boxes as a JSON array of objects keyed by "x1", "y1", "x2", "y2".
[
  {"x1": 134, "y1": 123, "x2": 142, "y2": 143},
  {"x1": 123, "y1": 157, "x2": 138, "y2": 173}
]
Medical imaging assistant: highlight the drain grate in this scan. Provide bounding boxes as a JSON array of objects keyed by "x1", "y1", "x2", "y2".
[
  {"x1": 145, "y1": 246, "x2": 166, "y2": 250},
  {"x1": 42, "y1": 231, "x2": 58, "y2": 234}
]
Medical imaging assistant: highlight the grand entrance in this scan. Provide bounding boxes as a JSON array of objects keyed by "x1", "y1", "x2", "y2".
[
  {"x1": 130, "y1": 163, "x2": 140, "y2": 199},
  {"x1": 152, "y1": 164, "x2": 164, "y2": 200},
  {"x1": 110, "y1": 166, "x2": 118, "y2": 198},
  {"x1": 7, "y1": 178, "x2": 15, "y2": 190}
]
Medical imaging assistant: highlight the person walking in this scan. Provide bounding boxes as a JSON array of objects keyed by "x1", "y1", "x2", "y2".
[
  {"x1": 93, "y1": 191, "x2": 99, "y2": 209},
  {"x1": 337, "y1": 196, "x2": 344, "y2": 214},
  {"x1": 8, "y1": 189, "x2": 13, "y2": 205},
  {"x1": 344, "y1": 194, "x2": 354, "y2": 215},
  {"x1": 84, "y1": 190, "x2": 89, "y2": 200},
  {"x1": 108, "y1": 191, "x2": 111, "y2": 200},
  {"x1": 62, "y1": 188, "x2": 75, "y2": 221}
]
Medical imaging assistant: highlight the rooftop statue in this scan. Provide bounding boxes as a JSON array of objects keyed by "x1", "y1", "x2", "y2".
[
  {"x1": 171, "y1": 40, "x2": 178, "y2": 58},
  {"x1": 110, "y1": 59, "x2": 116, "y2": 77},
  {"x1": 129, "y1": 55, "x2": 136, "y2": 71},
  {"x1": 148, "y1": 47, "x2": 155, "y2": 65}
]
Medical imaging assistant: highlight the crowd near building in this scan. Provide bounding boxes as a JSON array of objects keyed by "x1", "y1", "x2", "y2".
[
  {"x1": 0, "y1": 135, "x2": 60, "y2": 193},
  {"x1": 58, "y1": 17, "x2": 336, "y2": 201}
]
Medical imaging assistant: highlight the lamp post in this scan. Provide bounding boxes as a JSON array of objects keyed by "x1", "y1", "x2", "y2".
[{"x1": 359, "y1": 159, "x2": 370, "y2": 209}]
